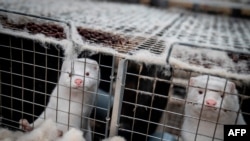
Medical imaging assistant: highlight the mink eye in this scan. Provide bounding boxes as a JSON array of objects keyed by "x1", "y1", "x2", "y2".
[
  {"x1": 198, "y1": 90, "x2": 203, "y2": 94},
  {"x1": 85, "y1": 72, "x2": 89, "y2": 76}
]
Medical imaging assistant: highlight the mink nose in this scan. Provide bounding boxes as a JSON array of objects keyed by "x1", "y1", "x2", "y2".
[
  {"x1": 74, "y1": 78, "x2": 83, "y2": 86},
  {"x1": 205, "y1": 99, "x2": 217, "y2": 106}
]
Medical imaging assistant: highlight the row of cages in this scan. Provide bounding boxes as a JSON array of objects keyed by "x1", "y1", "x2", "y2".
[
  {"x1": 0, "y1": 0, "x2": 249, "y2": 140},
  {"x1": 0, "y1": 32, "x2": 250, "y2": 141},
  {"x1": 110, "y1": 0, "x2": 250, "y2": 18}
]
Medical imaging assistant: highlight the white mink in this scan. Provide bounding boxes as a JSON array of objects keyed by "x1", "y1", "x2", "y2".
[
  {"x1": 56, "y1": 128, "x2": 86, "y2": 141},
  {"x1": 181, "y1": 75, "x2": 246, "y2": 141},
  {"x1": 0, "y1": 128, "x2": 24, "y2": 141},
  {"x1": 20, "y1": 58, "x2": 100, "y2": 141},
  {"x1": 17, "y1": 119, "x2": 60, "y2": 141}
]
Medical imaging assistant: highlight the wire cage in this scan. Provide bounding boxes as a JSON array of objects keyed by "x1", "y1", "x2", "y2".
[{"x1": 0, "y1": 0, "x2": 249, "y2": 141}]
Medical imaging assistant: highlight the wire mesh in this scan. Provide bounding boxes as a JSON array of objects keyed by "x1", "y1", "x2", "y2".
[
  {"x1": 157, "y1": 12, "x2": 250, "y2": 54},
  {"x1": 0, "y1": 34, "x2": 64, "y2": 129},
  {"x1": 0, "y1": 1, "x2": 249, "y2": 141}
]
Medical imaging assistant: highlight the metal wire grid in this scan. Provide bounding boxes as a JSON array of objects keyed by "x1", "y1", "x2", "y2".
[
  {"x1": 54, "y1": 2, "x2": 181, "y2": 55},
  {"x1": 1, "y1": 0, "x2": 249, "y2": 56},
  {"x1": 114, "y1": 64, "x2": 177, "y2": 141},
  {"x1": 0, "y1": 0, "x2": 183, "y2": 55},
  {"x1": 0, "y1": 11, "x2": 178, "y2": 55},
  {"x1": 52, "y1": 3, "x2": 181, "y2": 55},
  {"x1": 0, "y1": 0, "x2": 181, "y2": 37},
  {"x1": 1, "y1": 26, "x2": 250, "y2": 141},
  {"x1": 0, "y1": 34, "x2": 63, "y2": 128},
  {"x1": 0, "y1": 34, "x2": 115, "y2": 140},
  {"x1": 109, "y1": 60, "x2": 173, "y2": 141},
  {"x1": 0, "y1": 1, "x2": 249, "y2": 141},
  {"x1": 70, "y1": 8, "x2": 180, "y2": 37},
  {"x1": 128, "y1": 38, "x2": 166, "y2": 55},
  {"x1": 0, "y1": 11, "x2": 68, "y2": 41},
  {"x1": 157, "y1": 12, "x2": 250, "y2": 54},
  {"x1": 0, "y1": 0, "x2": 250, "y2": 49},
  {"x1": 144, "y1": 69, "x2": 250, "y2": 140},
  {"x1": 88, "y1": 54, "x2": 117, "y2": 140}
]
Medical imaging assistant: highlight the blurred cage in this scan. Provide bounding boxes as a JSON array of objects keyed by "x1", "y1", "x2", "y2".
[
  {"x1": 0, "y1": 0, "x2": 249, "y2": 141},
  {"x1": 113, "y1": 0, "x2": 250, "y2": 17}
]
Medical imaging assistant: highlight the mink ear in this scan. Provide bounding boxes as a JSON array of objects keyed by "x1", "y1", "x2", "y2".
[
  {"x1": 227, "y1": 81, "x2": 236, "y2": 93},
  {"x1": 92, "y1": 60, "x2": 99, "y2": 71},
  {"x1": 189, "y1": 77, "x2": 196, "y2": 86},
  {"x1": 61, "y1": 59, "x2": 72, "y2": 71}
]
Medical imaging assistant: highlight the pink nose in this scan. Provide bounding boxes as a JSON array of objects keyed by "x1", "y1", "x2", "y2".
[
  {"x1": 205, "y1": 99, "x2": 217, "y2": 106},
  {"x1": 74, "y1": 79, "x2": 83, "y2": 86}
]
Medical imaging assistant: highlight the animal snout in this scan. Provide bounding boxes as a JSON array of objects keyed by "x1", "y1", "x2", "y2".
[
  {"x1": 205, "y1": 99, "x2": 217, "y2": 106},
  {"x1": 74, "y1": 78, "x2": 83, "y2": 86}
]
